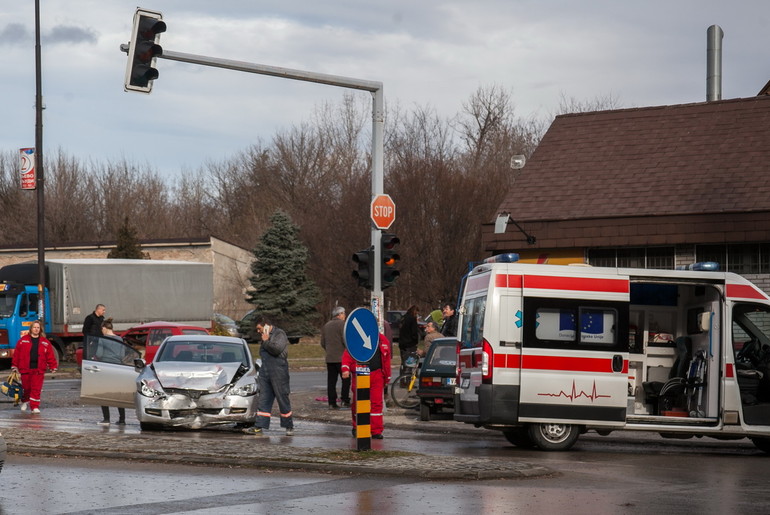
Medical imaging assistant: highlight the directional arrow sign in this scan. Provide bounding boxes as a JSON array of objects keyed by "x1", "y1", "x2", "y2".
[{"x1": 344, "y1": 307, "x2": 380, "y2": 363}]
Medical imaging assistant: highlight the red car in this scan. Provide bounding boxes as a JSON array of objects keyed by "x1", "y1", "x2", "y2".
[{"x1": 76, "y1": 321, "x2": 210, "y2": 366}]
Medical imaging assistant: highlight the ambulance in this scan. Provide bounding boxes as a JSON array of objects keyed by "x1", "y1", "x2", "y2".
[{"x1": 454, "y1": 254, "x2": 770, "y2": 452}]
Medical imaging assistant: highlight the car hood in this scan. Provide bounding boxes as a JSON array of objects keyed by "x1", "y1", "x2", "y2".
[{"x1": 152, "y1": 362, "x2": 241, "y2": 392}]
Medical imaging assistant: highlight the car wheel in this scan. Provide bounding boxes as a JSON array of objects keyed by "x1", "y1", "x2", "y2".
[
  {"x1": 139, "y1": 422, "x2": 163, "y2": 431},
  {"x1": 503, "y1": 426, "x2": 535, "y2": 448},
  {"x1": 419, "y1": 402, "x2": 431, "y2": 421},
  {"x1": 527, "y1": 423, "x2": 579, "y2": 451}
]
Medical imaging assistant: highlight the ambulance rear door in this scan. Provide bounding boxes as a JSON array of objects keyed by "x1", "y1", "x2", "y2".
[{"x1": 518, "y1": 272, "x2": 630, "y2": 427}]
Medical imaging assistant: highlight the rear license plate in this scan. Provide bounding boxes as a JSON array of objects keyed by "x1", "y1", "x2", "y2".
[{"x1": 446, "y1": 377, "x2": 456, "y2": 386}]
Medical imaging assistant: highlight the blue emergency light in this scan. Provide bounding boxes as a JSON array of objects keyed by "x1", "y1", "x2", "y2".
[
  {"x1": 676, "y1": 262, "x2": 720, "y2": 271},
  {"x1": 483, "y1": 253, "x2": 520, "y2": 264}
]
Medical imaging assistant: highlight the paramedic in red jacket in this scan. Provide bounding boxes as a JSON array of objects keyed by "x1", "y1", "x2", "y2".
[
  {"x1": 11, "y1": 320, "x2": 58, "y2": 413},
  {"x1": 342, "y1": 333, "x2": 391, "y2": 439}
]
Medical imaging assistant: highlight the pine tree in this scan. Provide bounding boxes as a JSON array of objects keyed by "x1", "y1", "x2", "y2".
[
  {"x1": 246, "y1": 210, "x2": 320, "y2": 336},
  {"x1": 107, "y1": 216, "x2": 148, "y2": 259}
]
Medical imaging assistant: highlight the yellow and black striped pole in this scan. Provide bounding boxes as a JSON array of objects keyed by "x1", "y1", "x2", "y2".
[{"x1": 355, "y1": 363, "x2": 372, "y2": 451}]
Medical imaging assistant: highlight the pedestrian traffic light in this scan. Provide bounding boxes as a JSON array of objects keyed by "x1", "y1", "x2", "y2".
[
  {"x1": 124, "y1": 8, "x2": 166, "y2": 93},
  {"x1": 352, "y1": 247, "x2": 374, "y2": 290},
  {"x1": 381, "y1": 233, "x2": 400, "y2": 289}
]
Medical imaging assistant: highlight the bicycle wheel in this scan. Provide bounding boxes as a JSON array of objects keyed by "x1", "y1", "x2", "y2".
[{"x1": 390, "y1": 373, "x2": 420, "y2": 409}]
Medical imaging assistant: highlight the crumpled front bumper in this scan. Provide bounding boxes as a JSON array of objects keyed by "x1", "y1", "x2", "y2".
[{"x1": 135, "y1": 391, "x2": 258, "y2": 429}]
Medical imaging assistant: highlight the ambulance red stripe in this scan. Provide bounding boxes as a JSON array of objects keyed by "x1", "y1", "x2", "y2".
[
  {"x1": 493, "y1": 353, "x2": 627, "y2": 374},
  {"x1": 726, "y1": 283, "x2": 767, "y2": 300},
  {"x1": 524, "y1": 275, "x2": 629, "y2": 294}
]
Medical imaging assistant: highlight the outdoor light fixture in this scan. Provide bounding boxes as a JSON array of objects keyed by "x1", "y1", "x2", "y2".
[{"x1": 494, "y1": 212, "x2": 536, "y2": 244}]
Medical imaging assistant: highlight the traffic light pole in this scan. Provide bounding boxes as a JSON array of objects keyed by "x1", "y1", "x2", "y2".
[{"x1": 155, "y1": 49, "x2": 387, "y2": 329}]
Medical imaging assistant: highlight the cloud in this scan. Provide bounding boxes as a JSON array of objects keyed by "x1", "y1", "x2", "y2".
[
  {"x1": 0, "y1": 23, "x2": 31, "y2": 46},
  {"x1": 47, "y1": 25, "x2": 98, "y2": 45}
]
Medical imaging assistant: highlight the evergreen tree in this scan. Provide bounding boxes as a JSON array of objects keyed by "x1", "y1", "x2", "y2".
[
  {"x1": 246, "y1": 210, "x2": 320, "y2": 336},
  {"x1": 107, "y1": 216, "x2": 148, "y2": 259}
]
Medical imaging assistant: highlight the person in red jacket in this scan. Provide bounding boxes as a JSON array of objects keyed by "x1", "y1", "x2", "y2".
[
  {"x1": 342, "y1": 332, "x2": 391, "y2": 439},
  {"x1": 11, "y1": 320, "x2": 58, "y2": 414}
]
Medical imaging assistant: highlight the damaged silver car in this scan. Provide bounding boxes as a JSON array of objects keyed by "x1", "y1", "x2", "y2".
[{"x1": 81, "y1": 334, "x2": 259, "y2": 430}]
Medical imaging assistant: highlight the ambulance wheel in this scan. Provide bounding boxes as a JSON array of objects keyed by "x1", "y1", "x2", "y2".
[
  {"x1": 503, "y1": 427, "x2": 535, "y2": 448},
  {"x1": 419, "y1": 402, "x2": 431, "y2": 421},
  {"x1": 751, "y1": 437, "x2": 770, "y2": 453},
  {"x1": 528, "y1": 423, "x2": 579, "y2": 451}
]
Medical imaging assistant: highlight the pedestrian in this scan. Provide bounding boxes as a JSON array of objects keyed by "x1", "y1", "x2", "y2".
[
  {"x1": 97, "y1": 318, "x2": 126, "y2": 426},
  {"x1": 82, "y1": 304, "x2": 106, "y2": 351},
  {"x1": 421, "y1": 321, "x2": 444, "y2": 355},
  {"x1": 398, "y1": 305, "x2": 420, "y2": 363},
  {"x1": 243, "y1": 316, "x2": 294, "y2": 436},
  {"x1": 440, "y1": 302, "x2": 458, "y2": 337},
  {"x1": 320, "y1": 306, "x2": 351, "y2": 409},
  {"x1": 11, "y1": 320, "x2": 58, "y2": 414},
  {"x1": 341, "y1": 332, "x2": 391, "y2": 439}
]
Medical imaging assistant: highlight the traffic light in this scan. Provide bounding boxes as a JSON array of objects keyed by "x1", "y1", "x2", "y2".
[
  {"x1": 352, "y1": 247, "x2": 374, "y2": 289},
  {"x1": 124, "y1": 8, "x2": 166, "y2": 93},
  {"x1": 381, "y1": 233, "x2": 400, "y2": 289}
]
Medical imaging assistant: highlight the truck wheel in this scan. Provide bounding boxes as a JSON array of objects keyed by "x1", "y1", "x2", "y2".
[
  {"x1": 503, "y1": 427, "x2": 535, "y2": 448},
  {"x1": 528, "y1": 423, "x2": 579, "y2": 451},
  {"x1": 419, "y1": 402, "x2": 431, "y2": 421},
  {"x1": 751, "y1": 437, "x2": 770, "y2": 453}
]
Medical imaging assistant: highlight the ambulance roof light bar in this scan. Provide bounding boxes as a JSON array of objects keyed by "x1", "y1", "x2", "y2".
[
  {"x1": 483, "y1": 253, "x2": 520, "y2": 264},
  {"x1": 676, "y1": 262, "x2": 720, "y2": 271}
]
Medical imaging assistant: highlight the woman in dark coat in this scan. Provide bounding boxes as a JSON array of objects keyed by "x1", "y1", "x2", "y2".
[{"x1": 398, "y1": 305, "x2": 420, "y2": 363}]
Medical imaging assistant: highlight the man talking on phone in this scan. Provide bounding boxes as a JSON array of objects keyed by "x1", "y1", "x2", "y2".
[{"x1": 243, "y1": 315, "x2": 294, "y2": 436}]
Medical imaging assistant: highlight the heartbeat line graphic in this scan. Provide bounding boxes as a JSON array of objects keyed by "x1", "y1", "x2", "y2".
[{"x1": 538, "y1": 380, "x2": 611, "y2": 402}]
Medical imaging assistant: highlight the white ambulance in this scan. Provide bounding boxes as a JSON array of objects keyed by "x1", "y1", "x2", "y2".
[{"x1": 454, "y1": 254, "x2": 770, "y2": 452}]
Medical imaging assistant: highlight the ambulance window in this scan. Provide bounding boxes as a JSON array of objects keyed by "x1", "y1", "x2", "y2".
[
  {"x1": 525, "y1": 298, "x2": 626, "y2": 351},
  {"x1": 460, "y1": 296, "x2": 486, "y2": 348},
  {"x1": 535, "y1": 308, "x2": 577, "y2": 342},
  {"x1": 579, "y1": 308, "x2": 617, "y2": 345},
  {"x1": 732, "y1": 304, "x2": 770, "y2": 359}
]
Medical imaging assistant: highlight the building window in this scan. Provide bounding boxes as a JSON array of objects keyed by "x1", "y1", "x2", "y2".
[
  {"x1": 696, "y1": 244, "x2": 770, "y2": 274},
  {"x1": 587, "y1": 247, "x2": 674, "y2": 269}
]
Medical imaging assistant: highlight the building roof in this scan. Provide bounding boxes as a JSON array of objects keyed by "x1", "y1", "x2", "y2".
[{"x1": 497, "y1": 95, "x2": 770, "y2": 223}]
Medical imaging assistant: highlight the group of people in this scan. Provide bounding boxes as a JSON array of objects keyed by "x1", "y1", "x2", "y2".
[{"x1": 8, "y1": 298, "x2": 457, "y2": 440}]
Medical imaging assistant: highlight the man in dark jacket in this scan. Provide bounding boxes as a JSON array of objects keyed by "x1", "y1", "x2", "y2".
[
  {"x1": 440, "y1": 303, "x2": 458, "y2": 338},
  {"x1": 320, "y1": 306, "x2": 350, "y2": 409},
  {"x1": 243, "y1": 315, "x2": 294, "y2": 436},
  {"x1": 82, "y1": 304, "x2": 106, "y2": 357}
]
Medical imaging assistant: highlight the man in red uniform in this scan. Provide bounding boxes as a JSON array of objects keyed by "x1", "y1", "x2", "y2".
[
  {"x1": 342, "y1": 333, "x2": 391, "y2": 439},
  {"x1": 11, "y1": 320, "x2": 58, "y2": 413}
]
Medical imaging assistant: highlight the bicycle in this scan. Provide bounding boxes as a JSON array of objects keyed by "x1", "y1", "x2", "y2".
[{"x1": 390, "y1": 352, "x2": 421, "y2": 409}]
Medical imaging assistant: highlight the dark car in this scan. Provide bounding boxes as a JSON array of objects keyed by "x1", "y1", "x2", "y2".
[
  {"x1": 386, "y1": 310, "x2": 428, "y2": 343},
  {"x1": 416, "y1": 337, "x2": 457, "y2": 421}
]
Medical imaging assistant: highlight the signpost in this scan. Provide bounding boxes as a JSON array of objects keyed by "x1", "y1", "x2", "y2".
[{"x1": 344, "y1": 307, "x2": 380, "y2": 451}]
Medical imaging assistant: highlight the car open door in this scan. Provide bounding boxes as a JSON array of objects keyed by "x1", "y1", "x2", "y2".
[{"x1": 80, "y1": 335, "x2": 141, "y2": 408}]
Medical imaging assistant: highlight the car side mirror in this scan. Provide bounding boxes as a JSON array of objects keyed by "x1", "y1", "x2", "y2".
[
  {"x1": 254, "y1": 358, "x2": 262, "y2": 372},
  {"x1": 134, "y1": 358, "x2": 146, "y2": 372}
]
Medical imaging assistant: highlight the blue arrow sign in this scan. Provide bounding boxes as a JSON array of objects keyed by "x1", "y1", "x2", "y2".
[{"x1": 344, "y1": 307, "x2": 380, "y2": 363}]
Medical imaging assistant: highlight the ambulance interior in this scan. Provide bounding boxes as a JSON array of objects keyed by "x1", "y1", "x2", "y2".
[{"x1": 629, "y1": 282, "x2": 721, "y2": 420}]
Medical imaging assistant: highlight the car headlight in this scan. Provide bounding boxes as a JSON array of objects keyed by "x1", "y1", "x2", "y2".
[
  {"x1": 229, "y1": 381, "x2": 257, "y2": 397},
  {"x1": 138, "y1": 378, "x2": 165, "y2": 398}
]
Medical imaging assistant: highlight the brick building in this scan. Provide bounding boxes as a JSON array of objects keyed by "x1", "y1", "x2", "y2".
[{"x1": 484, "y1": 95, "x2": 770, "y2": 292}]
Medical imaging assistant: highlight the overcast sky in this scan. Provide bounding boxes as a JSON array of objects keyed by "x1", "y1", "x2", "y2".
[{"x1": 2, "y1": 1, "x2": 768, "y2": 179}]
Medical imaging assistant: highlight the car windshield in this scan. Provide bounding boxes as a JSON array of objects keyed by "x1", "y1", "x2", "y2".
[{"x1": 156, "y1": 340, "x2": 247, "y2": 366}]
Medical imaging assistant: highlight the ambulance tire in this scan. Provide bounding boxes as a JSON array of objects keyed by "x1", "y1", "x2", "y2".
[
  {"x1": 503, "y1": 427, "x2": 535, "y2": 448},
  {"x1": 751, "y1": 437, "x2": 770, "y2": 453},
  {"x1": 528, "y1": 423, "x2": 579, "y2": 451}
]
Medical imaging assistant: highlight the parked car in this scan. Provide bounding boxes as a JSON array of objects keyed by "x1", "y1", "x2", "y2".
[
  {"x1": 80, "y1": 334, "x2": 259, "y2": 431},
  {"x1": 416, "y1": 337, "x2": 457, "y2": 421},
  {"x1": 212, "y1": 313, "x2": 240, "y2": 337},
  {"x1": 385, "y1": 310, "x2": 428, "y2": 343},
  {"x1": 238, "y1": 309, "x2": 302, "y2": 344},
  {"x1": 76, "y1": 321, "x2": 210, "y2": 366}
]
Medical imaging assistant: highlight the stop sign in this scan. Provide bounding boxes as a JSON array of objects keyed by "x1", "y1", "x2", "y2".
[{"x1": 370, "y1": 194, "x2": 396, "y2": 230}]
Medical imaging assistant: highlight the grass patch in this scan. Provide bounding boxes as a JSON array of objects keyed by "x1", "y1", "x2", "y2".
[{"x1": 310, "y1": 449, "x2": 421, "y2": 461}]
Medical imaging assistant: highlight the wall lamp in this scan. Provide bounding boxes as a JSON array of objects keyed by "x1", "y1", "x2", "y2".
[{"x1": 494, "y1": 213, "x2": 536, "y2": 244}]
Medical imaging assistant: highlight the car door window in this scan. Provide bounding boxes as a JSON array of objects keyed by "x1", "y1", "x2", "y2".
[
  {"x1": 149, "y1": 329, "x2": 173, "y2": 347},
  {"x1": 87, "y1": 336, "x2": 140, "y2": 366}
]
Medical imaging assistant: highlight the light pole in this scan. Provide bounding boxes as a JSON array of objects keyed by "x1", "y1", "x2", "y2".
[{"x1": 34, "y1": 0, "x2": 46, "y2": 323}]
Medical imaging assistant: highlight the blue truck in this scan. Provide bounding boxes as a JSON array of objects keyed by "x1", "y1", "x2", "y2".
[{"x1": 0, "y1": 259, "x2": 214, "y2": 363}]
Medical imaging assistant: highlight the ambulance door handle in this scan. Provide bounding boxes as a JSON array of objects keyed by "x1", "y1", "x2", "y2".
[{"x1": 612, "y1": 355, "x2": 623, "y2": 373}]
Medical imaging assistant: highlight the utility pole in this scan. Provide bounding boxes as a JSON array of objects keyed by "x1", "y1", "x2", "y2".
[{"x1": 34, "y1": 0, "x2": 46, "y2": 323}]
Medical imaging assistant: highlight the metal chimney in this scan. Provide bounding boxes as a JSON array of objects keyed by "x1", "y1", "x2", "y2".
[{"x1": 707, "y1": 25, "x2": 723, "y2": 101}]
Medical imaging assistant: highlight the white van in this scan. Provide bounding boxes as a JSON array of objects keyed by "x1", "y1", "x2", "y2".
[{"x1": 454, "y1": 254, "x2": 770, "y2": 452}]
